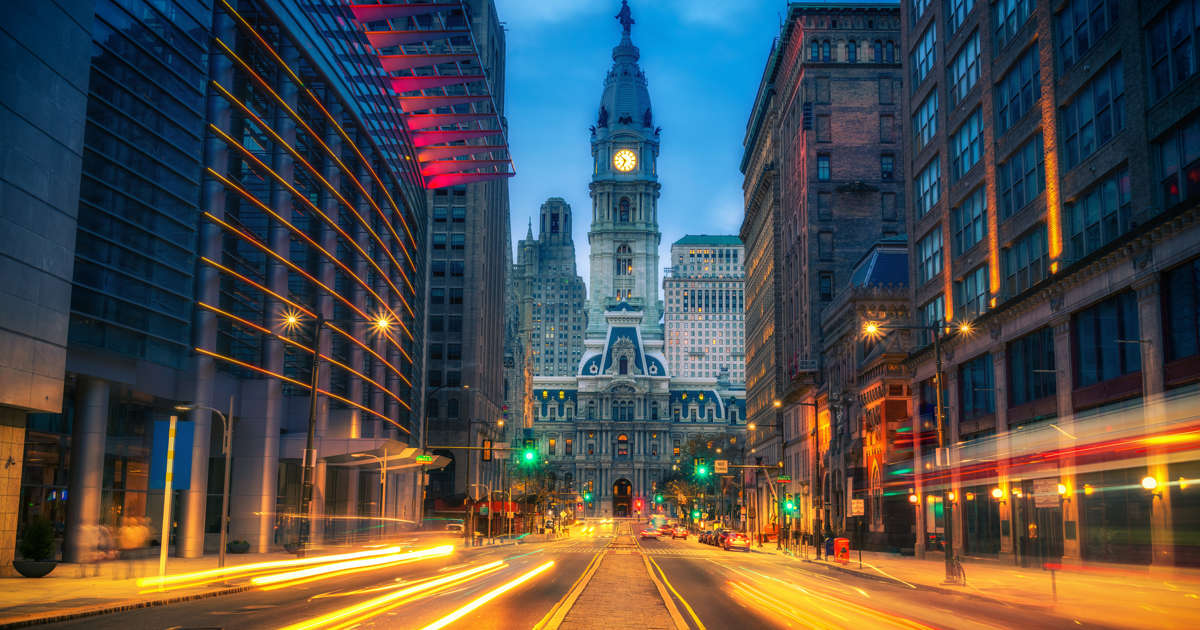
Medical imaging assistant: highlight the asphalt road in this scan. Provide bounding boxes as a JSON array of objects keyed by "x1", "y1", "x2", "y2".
[{"x1": 36, "y1": 527, "x2": 1122, "y2": 630}]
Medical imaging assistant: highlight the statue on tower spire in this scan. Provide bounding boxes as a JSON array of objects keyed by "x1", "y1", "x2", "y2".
[{"x1": 616, "y1": 0, "x2": 634, "y2": 35}]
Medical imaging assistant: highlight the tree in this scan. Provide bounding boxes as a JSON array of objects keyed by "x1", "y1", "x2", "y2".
[{"x1": 659, "y1": 433, "x2": 742, "y2": 520}]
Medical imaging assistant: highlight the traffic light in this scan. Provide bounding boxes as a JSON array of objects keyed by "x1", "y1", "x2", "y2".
[
  {"x1": 634, "y1": 498, "x2": 644, "y2": 512},
  {"x1": 521, "y1": 437, "x2": 536, "y2": 463},
  {"x1": 691, "y1": 509, "x2": 700, "y2": 518},
  {"x1": 482, "y1": 439, "x2": 492, "y2": 462},
  {"x1": 694, "y1": 458, "x2": 709, "y2": 478},
  {"x1": 584, "y1": 491, "x2": 593, "y2": 502},
  {"x1": 783, "y1": 494, "x2": 797, "y2": 514},
  {"x1": 654, "y1": 493, "x2": 663, "y2": 504}
]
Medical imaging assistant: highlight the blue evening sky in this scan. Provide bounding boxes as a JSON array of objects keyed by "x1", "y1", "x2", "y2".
[{"x1": 495, "y1": 0, "x2": 784, "y2": 286}]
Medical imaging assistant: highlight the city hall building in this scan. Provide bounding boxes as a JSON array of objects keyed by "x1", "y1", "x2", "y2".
[{"x1": 526, "y1": 4, "x2": 745, "y2": 518}]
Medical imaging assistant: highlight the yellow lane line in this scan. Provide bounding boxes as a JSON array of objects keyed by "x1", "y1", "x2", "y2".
[
  {"x1": 646, "y1": 554, "x2": 706, "y2": 630},
  {"x1": 533, "y1": 550, "x2": 606, "y2": 630}
]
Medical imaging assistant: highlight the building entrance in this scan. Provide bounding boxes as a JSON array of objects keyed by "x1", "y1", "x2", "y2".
[{"x1": 613, "y1": 479, "x2": 632, "y2": 517}]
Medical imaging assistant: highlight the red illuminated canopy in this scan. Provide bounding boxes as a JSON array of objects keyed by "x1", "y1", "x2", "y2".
[{"x1": 349, "y1": 2, "x2": 514, "y2": 189}]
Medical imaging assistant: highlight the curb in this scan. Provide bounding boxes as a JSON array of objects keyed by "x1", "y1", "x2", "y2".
[{"x1": 0, "y1": 583, "x2": 253, "y2": 629}]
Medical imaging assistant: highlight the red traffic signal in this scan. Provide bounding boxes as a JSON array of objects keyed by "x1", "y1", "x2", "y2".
[{"x1": 576, "y1": 502, "x2": 584, "y2": 511}]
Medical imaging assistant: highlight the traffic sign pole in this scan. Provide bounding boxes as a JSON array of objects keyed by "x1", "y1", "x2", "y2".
[{"x1": 158, "y1": 415, "x2": 177, "y2": 587}]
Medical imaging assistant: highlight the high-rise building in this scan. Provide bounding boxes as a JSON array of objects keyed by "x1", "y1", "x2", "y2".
[
  {"x1": 897, "y1": 0, "x2": 1200, "y2": 567},
  {"x1": 663, "y1": 236, "x2": 746, "y2": 383},
  {"x1": 741, "y1": 1, "x2": 905, "y2": 543},
  {"x1": 422, "y1": 0, "x2": 511, "y2": 506},
  {"x1": 0, "y1": 0, "x2": 512, "y2": 566},
  {"x1": 513, "y1": 198, "x2": 588, "y2": 378},
  {"x1": 528, "y1": 3, "x2": 745, "y2": 518}
]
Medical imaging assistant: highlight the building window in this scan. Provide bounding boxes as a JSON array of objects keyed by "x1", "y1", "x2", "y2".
[
  {"x1": 818, "y1": 191, "x2": 832, "y2": 220},
  {"x1": 549, "y1": 438, "x2": 556, "y2": 455},
  {"x1": 1156, "y1": 114, "x2": 1200, "y2": 208},
  {"x1": 430, "y1": 316, "x2": 444, "y2": 332},
  {"x1": 955, "y1": 264, "x2": 989, "y2": 319},
  {"x1": 948, "y1": 31, "x2": 980, "y2": 109},
  {"x1": 816, "y1": 114, "x2": 831, "y2": 142},
  {"x1": 993, "y1": 0, "x2": 1035, "y2": 53},
  {"x1": 617, "y1": 434, "x2": 629, "y2": 456},
  {"x1": 950, "y1": 108, "x2": 983, "y2": 181},
  {"x1": 1165, "y1": 257, "x2": 1200, "y2": 361},
  {"x1": 819, "y1": 231, "x2": 834, "y2": 261},
  {"x1": 910, "y1": 0, "x2": 932, "y2": 25},
  {"x1": 1061, "y1": 58, "x2": 1125, "y2": 170},
  {"x1": 428, "y1": 369, "x2": 442, "y2": 387},
  {"x1": 1148, "y1": 1, "x2": 1200, "y2": 102},
  {"x1": 947, "y1": 0, "x2": 976, "y2": 35},
  {"x1": 886, "y1": 41, "x2": 896, "y2": 63},
  {"x1": 874, "y1": 40, "x2": 883, "y2": 64},
  {"x1": 880, "y1": 114, "x2": 894, "y2": 143},
  {"x1": 881, "y1": 154, "x2": 895, "y2": 180},
  {"x1": 432, "y1": 261, "x2": 446, "y2": 277},
  {"x1": 994, "y1": 44, "x2": 1040, "y2": 137},
  {"x1": 817, "y1": 154, "x2": 831, "y2": 180},
  {"x1": 1003, "y1": 222, "x2": 1048, "y2": 297},
  {"x1": 959, "y1": 353, "x2": 995, "y2": 420},
  {"x1": 882, "y1": 192, "x2": 897, "y2": 221},
  {"x1": 452, "y1": 206, "x2": 466, "y2": 222},
  {"x1": 1057, "y1": 0, "x2": 1118, "y2": 69},
  {"x1": 1008, "y1": 327, "x2": 1056, "y2": 407},
  {"x1": 451, "y1": 233, "x2": 465, "y2": 250},
  {"x1": 433, "y1": 206, "x2": 448, "y2": 222},
  {"x1": 917, "y1": 225, "x2": 944, "y2": 285},
  {"x1": 1067, "y1": 166, "x2": 1131, "y2": 261},
  {"x1": 847, "y1": 40, "x2": 857, "y2": 62},
  {"x1": 998, "y1": 133, "x2": 1045, "y2": 219},
  {"x1": 913, "y1": 91, "x2": 938, "y2": 151},
  {"x1": 432, "y1": 233, "x2": 447, "y2": 250},
  {"x1": 915, "y1": 157, "x2": 941, "y2": 217},
  {"x1": 879, "y1": 76, "x2": 893, "y2": 104},
  {"x1": 619, "y1": 197, "x2": 631, "y2": 222},
  {"x1": 615, "y1": 244, "x2": 633, "y2": 276},
  {"x1": 811, "y1": 39, "x2": 819, "y2": 61},
  {"x1": 918, "y1": 294, "x2": 944, "y2": 346},
  {"x1": 449, "y1": 288, "x2": 464, "y2": 305},
  {"x1": 1074, "y1": 291, "x2": 1141, "y2": 388},
  {"x1": 450, "y1": 261, "x2": 465, "y2": 276},
  {"x1": 952, "y1": 186, "x2": 987, "y2": 255},
  {"x1": 448, "y1": 316, "x2": 462, "y2": 332},
  {"x1": 448, "y1": 343, "x2": 461, "y2": 360},
  {"x1": 911, "y1": 25, "x2": 936, "y2": 88},
  {"x1": 816, "y1": 77, "x2": 830, "y2": 103},
  {"x1": 822, "y1": 40, "x2": 831, "y2": 62},
  {"x1": 431, "y1": 287, "x2": 445, "y2": 305},
  {"x1": 819, "y1": 272, "x2": 833, "y2": 301}
]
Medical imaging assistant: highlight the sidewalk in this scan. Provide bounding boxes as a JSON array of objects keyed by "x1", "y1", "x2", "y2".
[{"x1": 756, "y1": 545, "x2": 1200, "y2": 629}]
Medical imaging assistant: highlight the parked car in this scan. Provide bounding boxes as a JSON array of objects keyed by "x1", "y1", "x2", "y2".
[
  {"x1": 671, "y1": 527, "x2": 688, "y2": 540},
  {"x1": 639, "y1": 527, "x2": 660, "y2": 539},
  {"x1": 723, "y1": 531, "x2": 751, "y2": 551}
]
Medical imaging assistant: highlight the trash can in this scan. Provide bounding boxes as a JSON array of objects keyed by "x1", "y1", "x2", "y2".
[
  {"x1": 824, "y1": 537, "x2": 835, "y2": 558},
  {"x1": 834, "y1": 537, "x2": 850, "y2": 564}
]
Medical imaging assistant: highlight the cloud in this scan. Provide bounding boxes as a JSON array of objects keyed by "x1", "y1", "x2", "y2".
[
  {"x1": 660, "y1": 0, "x2": 773, "y2": 29},
  {"x1": 493, "y1": 0, "x2": 605, "y2": 26}
]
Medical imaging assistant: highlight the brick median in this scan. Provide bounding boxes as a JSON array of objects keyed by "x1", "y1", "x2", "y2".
[{"x1": 558, "y1": 551, "x2": 675, "y2": 630}]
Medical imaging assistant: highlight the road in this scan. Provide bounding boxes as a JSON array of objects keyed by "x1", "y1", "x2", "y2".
[{"x1": 38, "y1": 524, "x2": 1119, "y2": 630}]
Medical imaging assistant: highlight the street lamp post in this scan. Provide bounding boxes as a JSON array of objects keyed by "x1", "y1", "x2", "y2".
[
  {"x1": 863, "y1": 318, "x2": 972, "y2": 584},
  {"x1": 174, "y1": 399, "x2": 234, "y2": 568}
]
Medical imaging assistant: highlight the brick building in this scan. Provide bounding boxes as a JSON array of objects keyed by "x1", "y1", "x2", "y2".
[{"x1": 898, "y1": 0, "x2": 1200, "y2": 567}]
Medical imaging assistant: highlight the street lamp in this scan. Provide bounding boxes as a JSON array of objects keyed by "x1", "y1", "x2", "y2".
[
  {"x1": 280, "y1": 310, "x2": 394, "y2": 554},
  {"x1": 861, "y1": 317, "x2": 973, "y2": 584},
  {"x1": 174, "y1": 402, "x2": 233, "y2": 568}
]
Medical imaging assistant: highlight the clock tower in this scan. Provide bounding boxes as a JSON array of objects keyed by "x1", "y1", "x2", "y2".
[{"x1": 587, "y1": 0, "x2": 663, "y2": 339}]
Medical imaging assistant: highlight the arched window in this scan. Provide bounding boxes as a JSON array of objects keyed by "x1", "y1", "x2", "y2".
[
  {"x1": 617, "y1": 434, "x2": 629, "y2": 456},
  {"x1": 619, "y1": 197, "x2": 631, "y2": 222},
  {"x1": 811, "y1": 40, "x2": 819, "y2": 61},
  {"x1": 427, "y1": 398, "x2": 439, "y2": 419},
  {"x1": 822, "y1": 40, "x2": 831, "y2": 61},
  {"x1": 651, "y1": 402, "x2": 659, "y2": 420},
  {"x1": 873, "y1": 40, "x2": 882, "y2": 62},
  {"x1": 885, "y1": 41, "x2": 895, "y2": 63},
  {"x1": 847, "y1": 40, "x2": 857, "y2": 62},
  {"x1": 587, "y1": 400, "x2": 596, "y2": 419},
  {"x1": 616, "y1": 243, "x2": 632, "y2": 276}
]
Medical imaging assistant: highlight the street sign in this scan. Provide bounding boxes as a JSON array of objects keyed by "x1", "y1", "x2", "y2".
[
  {"x1": 479, "y1": 505, "x2": 489, "y2": 516},
  {"x1": 493, "y1": 442, "x2": 510, "y2": 451},
  {"x1": 714, "y1": 459, "x2": 728, "y2": 474},
  {"x1": 416, "y1": 454, "x2": 433, "y2": 463},
  {"x1": 150, "y1": 420, "x2": 194, "y2": 490},
  {"x1": 776, "y1": 475, "x2": 792, "y2": 483},
  {"x1": 850, "y1": 499, "x2": 865, "y2": 516}
]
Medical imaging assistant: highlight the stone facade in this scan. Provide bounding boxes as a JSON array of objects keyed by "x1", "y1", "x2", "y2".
[{"x1": 663, "y1": 236, "x2": 746, "y2": 384}]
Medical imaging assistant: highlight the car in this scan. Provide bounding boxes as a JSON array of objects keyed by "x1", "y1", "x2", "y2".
[
  {"x1": 658, "y1": 524, "x2": 674, "y2": 535},
  {"x1": 639, "y1": 527, "x2": 660, "y2": 539},
  {"x1": 699, "y1": 531, "x2": 709, "y2": 544},
  {"x1": 671, "y1": 527, "x2": 688, "y2": 539},
  {"x1": 446, "y1": 523, "x2": 464, "y2": 534},
  {"x1": 715, "y1": 529, "x2": 732, "y2": 546},
  {"x1": 723, "y1": 531, "x2": 751, "y2": 551}
]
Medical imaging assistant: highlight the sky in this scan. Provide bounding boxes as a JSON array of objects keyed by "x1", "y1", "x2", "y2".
[{"x1": 494, "y1": 0, "x2": 785, "y2": 286}]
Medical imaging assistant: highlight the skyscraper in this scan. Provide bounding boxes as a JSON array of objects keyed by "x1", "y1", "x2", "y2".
[{"x1": 663, "y1": 236, "x2": 746, "y2": 383}]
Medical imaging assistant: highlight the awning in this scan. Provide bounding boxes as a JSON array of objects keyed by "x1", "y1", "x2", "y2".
[
  {"x1": 323, "y1": 439, "x2": 450, "y2": 471},
  {"x1": 349, "y1": 2, "x2": 514, "y2": 189}
]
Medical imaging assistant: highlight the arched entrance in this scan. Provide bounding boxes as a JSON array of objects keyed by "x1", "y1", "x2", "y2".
[{"x1": 613, "y1": 479, "x2": 632, "y2": 517}]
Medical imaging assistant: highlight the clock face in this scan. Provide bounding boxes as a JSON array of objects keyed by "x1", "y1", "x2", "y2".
[{"x1": 613, "y1": 149, "x2": 637, "y2": 172}]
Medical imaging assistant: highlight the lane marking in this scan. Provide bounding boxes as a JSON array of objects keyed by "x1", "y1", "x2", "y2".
[
  {"x1": 642, "y1": 553, "x2": 691, "y2": 630},
  {"x1": 420, "y1": 561, "x2": 556, "y2": 630},
  {"x1": 646, "y1": 554, "x2": 706, "y2": 630},
  {"x1": 533, "y1": 550, "x2": 606, "y2": 630}
]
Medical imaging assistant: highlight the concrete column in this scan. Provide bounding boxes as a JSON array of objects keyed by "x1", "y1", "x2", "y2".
[
  {"x1": 992, "y1": 348, "x2": 1016, "y2": 560},
  {"x1": 1135, "y1": 278, "x2": 1173, "y2": 567},
  {"x1": 229, "y1": 379, "x2": 282, "y2": 552},
  {"x1": 1050, "y1": 317, "x2": 1081, "y2": 560},
  {"x1": 65, "y1": 377, "x2": 108, "y2": 563}
]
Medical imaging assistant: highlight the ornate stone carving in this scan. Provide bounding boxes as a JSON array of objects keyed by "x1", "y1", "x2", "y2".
[{"x1": 605, "y1": 338, "x2": 640, "y2": 376}]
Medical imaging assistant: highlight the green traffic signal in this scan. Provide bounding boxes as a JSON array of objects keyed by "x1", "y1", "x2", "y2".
[
  {"x1": 696, "y1": 465, "x2": 708, "y2": 477},
  {"x1": 783, "y1": 499, "x2": 797, "y2": 513},
  {"x1": 654, "y1": 493, "x2": 663, "y2": 503},
  {"x1": 691, "y1": 510, "x2": 700, "y2": 518},
  {"x1": 522, "y1": 448, "x2": 536, "y2": 462},
  {"x1": 584, "y1": 492, "x2": 593, "y2": 501}
]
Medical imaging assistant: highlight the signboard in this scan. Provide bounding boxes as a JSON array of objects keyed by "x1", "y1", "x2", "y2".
[
  {"x1": 776, "y1": 475, "x2": 792, "y2": 483},
  {"x1": 850, "y1": 499, "x2": 865, "y2": 517},
  {"x1": 714, "y1": 459, "x2": 728, "y2": 474},
  {"x1": 416, "y1": 454, "x2": 433, "y2": 463},
  {"x1": 493, "y1": 442, "x2": 510, "y2": 451},
  {"x1": 149, "y1": 420, "x2": 194, "y2": 490},
  {"x1": 1032, "y1": 478, "x2": 1060, "y2": 508},
  {"x1": 479, "y1": 505, "x2": 489, "y2": 516}
]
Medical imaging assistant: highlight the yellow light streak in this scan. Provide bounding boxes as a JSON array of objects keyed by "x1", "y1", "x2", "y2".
[
  {"x1": 279, "y1": 560, "x2": 505, "y2": 630},
  {"x1": 136, "y1": 546, "x2": 403, "y2": 590},
  {"x1": 420, "y1": 561, "x2": 556, "y2": 630},
  {"x1": 252, "y1": 545, "x2": 453, "y2": 587}
]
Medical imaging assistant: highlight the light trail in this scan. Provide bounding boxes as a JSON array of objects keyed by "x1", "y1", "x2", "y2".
[
  {"x1": 278, "y1": 560, "x2": 506, "y2": 630},
  {"x1": 419, "y1": 561, "x2": 556, "y2": 630},
  {"x1": 252, "y1": 545, "x2": 454, "y2": 588},
  {"x1": 136, "y1": 546, "x2": 404, "y2": 590}
]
